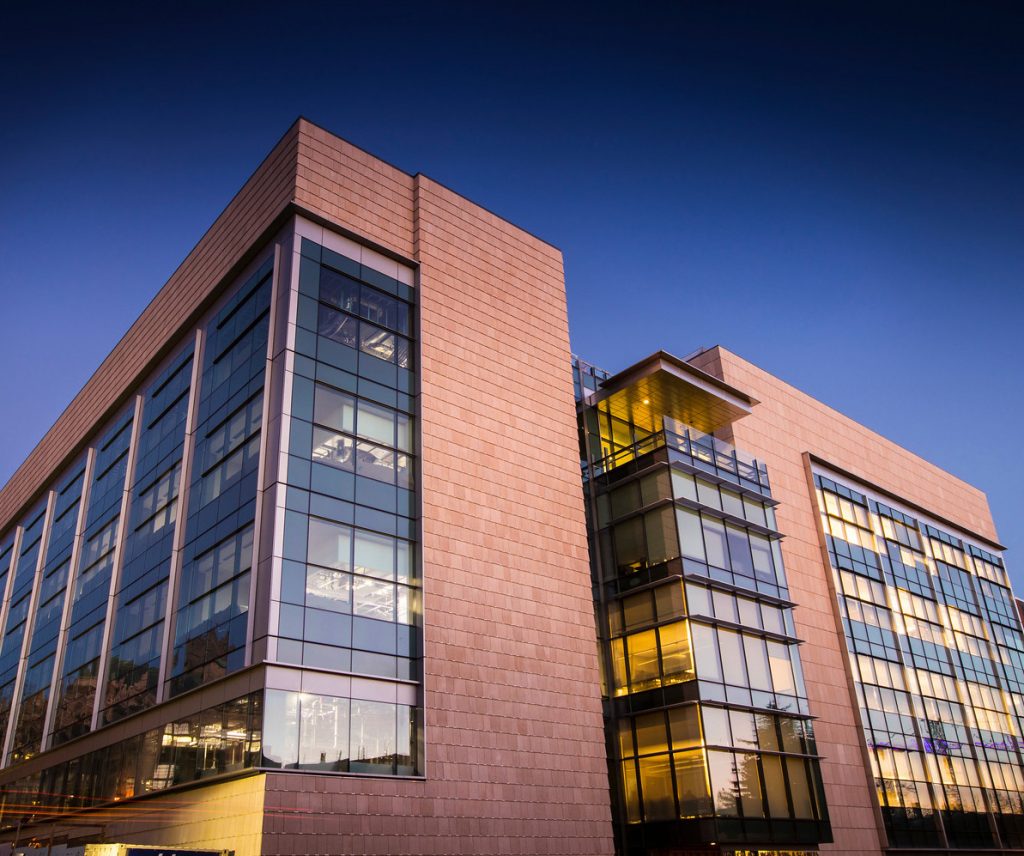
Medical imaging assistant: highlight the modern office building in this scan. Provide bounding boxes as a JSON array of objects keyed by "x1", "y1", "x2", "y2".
[
  {"x1": 575, "y1": 350, "x2": 1024, "y2": 856},
  {"x1": 0, "y1": 119, "x2": 1020, "y2": 856}
]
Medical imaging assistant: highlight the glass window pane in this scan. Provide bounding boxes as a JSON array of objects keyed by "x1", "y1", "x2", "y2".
[
  {"x1": 669, "y1": 706, "x2": 700, "y2": 750},
  {"x1": 623, "y1": 592, "x2": 653, "y2": 630},
  {"x1": 394, "y1": 335, "x2": 411, "y2": 369},
  {"x1": 645, "y1": 506, "x2": 678, "y2": 565},
  {"x1": 707, "y1": 750, "x2": 739, "y2": 816},
  {"x1": 297, "y1": 693, "x2": 349, "y2": 771},
  {"x1": 312, "y1": 428, "x2": 354, "y2": 471},
  {"x1": 713, "y1": 590, "x2": 737, "y2": 623},
  {"x1": 718, "y1": 629, "x2": 748, "y2": 687},
  {"x1": 306, "y1": 566, "x2": 351, "y2": 612},
  {"x1": 349, "y1": 700, "x2": 396, "y2": 773},
  {"x1": 307, "y1": 519, "x2": 352, "y2": 571},
  {"x1": 356, "y1": 440, "x2": 396, "y2": 484},
  {"x1": 634, "y1": 712, "x2": 668, "y2": 756},
  {"x1": 755, "y1": 712, "x2": 779, "y2": 751},
  {"x1": 627, "y1": 629, "x2": 661, "y2": 691},
  {"x1": 671, "y1": 470, "x2": 696, "y2": 502},
  {"x1": 621, "y1": 760, "x2": 642, "y2": 823},
  {"x1": 685, "y1": 583, "x2": 711, "y2": 616},
  {"x1": 761, "y1": 603, "x2": 785, "y2": 635},
  {"x1": 743, "y1": 635, "x2": 772, "y2": 691},
  {"x1": 737, "y1": 752, "x2": 764, "y2": 818},
  {"x1": 729, "y1": 710, "x2": 758, "y2": 750},
  {"x1": 750, "y1": 532, "x2": 774, "y2": 579},
  {"x1": 320, "y1": 268, "x2": 360, "y2": 313},
  {"x1": 313, "y1": 385, "x2": 355, "y2": 433},
  {"x1": 610, "y1": 483, "x2": 639, "y2": 520},
  {"x1": 611, "y1": 638, "x2": 627, "y2": 695},
  {"x1": 395, "y1": 413, "x2": 413, "y2": 453},
  {"x1": 768, "y1": 641, "x2": 797, "y2": 696},
  {"x1": 618, "y1": 720, "x2": 635, "y2": 759},
  {"x1": 779, "y1": 717, "x2": 804, "y2": 754},
  {"x1": 354, "y1": 530, "x2": 395, "y2": 579},
  {"x1": 654, "y1": 583, "x2": 684, "y2": 621},
  {"x1": 615, "y1": 517, "x2": 646, "y2": 570},
  {"x1": 787, "y1": 757, "x2": 815, "y2": 817},
  {"x1": 317, "y1": 305, "x2": 358, "y2": 348},
  {"x1": 638, "y1": 754, "x2": 675, "y2": 821},
  {"x1": 737, "y1": 597, "x2": 760, "y2": 628},
  {"x1": 396, "y1": 704, "x2": 416, "y2": 774},
  {"x1": 744, "y1": 496, "x2": 768, "y2": 527},
  {"x1": 658, "y1": 621, "x2": 694, "y2": 684},
  {"x1": 352, "y1": 577, "x2": 395, "y2": 621},
  {"x1": 702, "y1": 705, "x2": 731, "y2": 746},
  {"x1": 722, "y1": 489, "x2": 744, "y2": 519},
  {"x1": 696, "y1": 479, "x2": 720, "y2": 510},
  {"x1": 396, "y1": 539, "x2": 413, "y2": 582},
  {"x1": 726, "y1": 525, "x2": 754, "y2": 576},
  {"x1": 262, "y1": 690, "x2": 298, "y2": 768},
  {"x1": 359, "y1": 288, "x2": 399, "y2": 330},
  {"x1": 762, "y1": 753, "x2": 789, "y2": 818},
  {"x1": 640, "y1": 470, "x2": 670, "y2": 506},
  {"x1": 674, "y1": 750, "x2": 711, "y2": 817},
  {"x1": 703, "y1": 517, "x2": 728, "y2": 568},
  {"x1": 359, "y1": 323, "x2": 396, "y2": 364},
  {"x1": 676, "y1": 508, "x2": 705, "y2": 562},
  {"x1": 356, "y1": 400, "x2": 395, "y2": 447},
  {"x1": 692, "y1": 623, "x2": 722, "y2": 682}
]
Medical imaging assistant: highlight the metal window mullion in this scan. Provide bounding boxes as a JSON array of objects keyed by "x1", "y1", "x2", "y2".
[
  {"x1": 1, "y1": 489, "x2": 57, "y2": 766},
  {"x1": 157, "y1": 328, "x2": 205, "y2": 702},
  {"x1": 41, "y1": 447, "x2": 96, "y2": 751},
  {"x1": 245, "y1": 242, "x2": 283, "y2": 669},
  {"x1": 91, "y1": 395, "x2": 144, "y2": 731}
]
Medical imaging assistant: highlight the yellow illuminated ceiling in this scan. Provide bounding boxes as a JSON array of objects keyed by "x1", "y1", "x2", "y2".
[{"x1": 586, "y1": 351, "x2": 756, "y2": 434}]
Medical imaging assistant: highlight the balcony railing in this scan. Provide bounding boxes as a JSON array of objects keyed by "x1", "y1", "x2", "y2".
[{"x1": 590, "y1": 417, "x2": 771, "y2": 497}]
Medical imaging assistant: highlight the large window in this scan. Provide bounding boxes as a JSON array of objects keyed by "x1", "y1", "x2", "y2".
[
  {"x1": 169, "y1": 260, "x2": 272, "y2": 697},
  {"x1": 262, "y1": 689, "x2": 417, "y2": 776},
  {"x1": 815, "y1": 472, "x2": 1024, "y2": 848}
]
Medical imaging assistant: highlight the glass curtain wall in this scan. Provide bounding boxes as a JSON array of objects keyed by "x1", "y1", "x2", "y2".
[
  {"x1": 0, "y1": 500, "x2": 49, "y2": 758},
  {"x1": 0, "y1": 253, "x2": 277, "y2": 834},
  {"x1": 100, "y1": 344, "x2": 195, "y2": 724},
  {"x1": 50, "y1": 406, "x2": 135, "y2": 745},
  {"x1": 270, "y1": 237, "x2": 421, "y2": 775},
  {"x1": 168, "y1": 259, "x2": 272, "y2": 696},
  {"x1": 575, "y1": 358, "x2": 830, "y2": 855},
  {"x1": 8, "y1": 460, "x2": 86, "y2": 762},
  {"x1": 815, "y1": 472, "x2": 1024, "y2": 849}
]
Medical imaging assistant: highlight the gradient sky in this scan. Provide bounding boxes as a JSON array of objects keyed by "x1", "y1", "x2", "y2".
[{"x1": 1, "y1": 2, "x2": 1022, "y2": 583}]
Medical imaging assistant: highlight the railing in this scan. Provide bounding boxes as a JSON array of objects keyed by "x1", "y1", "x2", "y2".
[
  {"x1": 664, "y1": 417, "x2": 771, "y2": 496},
  {"x1": 590, "y1": 417, "x2": 771, "y2": 497}
]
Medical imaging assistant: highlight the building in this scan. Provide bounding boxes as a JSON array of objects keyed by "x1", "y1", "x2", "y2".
[
  {"x1": 574, "y1": 349, "x2": 1024, "y2": 856},
  {"x1": 0, "y1": 119, "x2": 613, "y2": 855},
  {"x1": 0, "y1": 119, "x2": 1020, "y2": 856}
]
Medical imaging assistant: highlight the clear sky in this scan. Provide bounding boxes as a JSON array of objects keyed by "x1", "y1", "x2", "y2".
[{"x1": 1, "y1": 2, "x2": 1022, "y2": 583}]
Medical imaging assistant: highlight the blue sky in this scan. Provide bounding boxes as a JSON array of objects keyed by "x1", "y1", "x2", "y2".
[{"x1": 1, "y1": 1, "x2": 1022, "y2": 583}]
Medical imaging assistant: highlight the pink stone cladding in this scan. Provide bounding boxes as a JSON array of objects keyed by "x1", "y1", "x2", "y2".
[
  {"x1": 691, "y1": 344, "x2": 1001, "y2": 855},
  {"x1": 0, "y1": 119, "x2": 615, "y2": 854}
]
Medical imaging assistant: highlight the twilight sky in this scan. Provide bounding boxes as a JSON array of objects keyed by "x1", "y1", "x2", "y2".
[{"x1": 1, "y1": 2, "x2": 1022, "y2": 583}]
